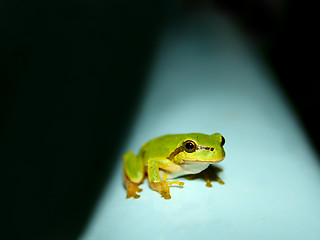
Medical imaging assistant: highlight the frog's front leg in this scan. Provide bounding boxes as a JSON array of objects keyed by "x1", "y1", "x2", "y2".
[{"x1": 147, "y1": 159, "x2": 173, "y2": 199}]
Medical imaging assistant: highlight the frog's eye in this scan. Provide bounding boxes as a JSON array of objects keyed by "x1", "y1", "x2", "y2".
[
  {"x1": 183, "y1": 140, "x2": 197, "y2": 153},
  {"x1": 221, "y1": 136, "x2": 225, "y2": 146}
]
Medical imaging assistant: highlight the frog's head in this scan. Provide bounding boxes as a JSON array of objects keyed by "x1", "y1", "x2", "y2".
[{"x1": 171, "y1": 133, "x2": 225, "y2": 163}]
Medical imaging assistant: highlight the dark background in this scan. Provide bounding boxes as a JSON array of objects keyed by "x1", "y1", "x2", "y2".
[{"x1": 0, "y1": 0, "x2": 317, "y2": 239}]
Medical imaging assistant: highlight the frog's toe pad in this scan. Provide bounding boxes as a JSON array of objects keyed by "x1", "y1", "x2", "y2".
[{"x1": 205, "y1": 181, "x2": 213, "y2": 188}]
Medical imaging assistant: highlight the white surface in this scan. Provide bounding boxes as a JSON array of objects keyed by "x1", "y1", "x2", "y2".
[{"x1": 80, "y1": 11, "x2": 320, "y2": 240}]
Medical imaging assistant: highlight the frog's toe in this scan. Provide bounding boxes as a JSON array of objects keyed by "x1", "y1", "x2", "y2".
[
  {"x1": 216, "y1": 177, "x2": 225, "y2": 185},
  {"x1": 162, "y1": 191, "x2": 171, "y2": 199},
  {"x1": 205, "y1": 179, "x2": 213, "y2": 188},
  {"x1": 127, "y1": 191, "x2": 140, "y2": 199}
]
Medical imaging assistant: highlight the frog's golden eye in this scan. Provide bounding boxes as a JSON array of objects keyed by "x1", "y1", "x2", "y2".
[{"x1": 183, "y1": 140, "x2": 197, "y2": 153}]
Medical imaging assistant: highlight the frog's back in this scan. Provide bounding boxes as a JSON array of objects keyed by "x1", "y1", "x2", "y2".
[{"x1": 141, "y1": 134, "x2": 183, "y2": 161}]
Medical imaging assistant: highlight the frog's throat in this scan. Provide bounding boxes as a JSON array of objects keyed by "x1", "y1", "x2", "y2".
[{"x1": 166, "y1": 145, "x2": 220, "y2": 161}]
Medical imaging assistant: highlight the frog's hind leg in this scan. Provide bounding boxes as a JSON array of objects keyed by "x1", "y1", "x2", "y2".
[
  {"x1": 123, "y1": 171, "x2": 143, "y2": 199},
  {"x1": 123, "y1": 151, "x2": 145, "y2": 199}
]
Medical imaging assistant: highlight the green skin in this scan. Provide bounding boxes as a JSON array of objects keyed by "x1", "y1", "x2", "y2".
[{"x1": 123, "y1": 133, "x2": 225, "y2": 185}]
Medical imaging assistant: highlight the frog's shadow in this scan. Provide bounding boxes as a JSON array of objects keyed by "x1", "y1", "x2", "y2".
[{"x1": 183, "y1": 165, "x2": 225, "y2": 187}]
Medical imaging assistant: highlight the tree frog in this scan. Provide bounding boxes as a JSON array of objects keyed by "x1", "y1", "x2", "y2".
[{"x1": 123, "y1": 133, "x2": 225, "y2": 199}]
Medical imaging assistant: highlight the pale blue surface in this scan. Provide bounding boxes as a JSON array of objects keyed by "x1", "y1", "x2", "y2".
[{"x1": 80, "y1": 11, "x2": 320, "y2": 240}]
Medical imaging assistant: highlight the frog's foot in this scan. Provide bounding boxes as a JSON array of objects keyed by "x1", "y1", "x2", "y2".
[
  {"x1": 149, "y1": 180, "x2": 171, "y2": 199},
  {"x1": 203, "y1": 167, "x2": 225, "y2": 187},
  {"x1": 163, "y1": 174, "x2": 184, "y2": 186},
  {"x1": 123, "y1": 172, "x2": 143, "y2": 199},
  {"x1": 126, "y1": 181, "x2": 143, "y2": 199}
]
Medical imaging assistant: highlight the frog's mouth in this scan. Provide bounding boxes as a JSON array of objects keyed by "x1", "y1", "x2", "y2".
[{"x1": 182, "y1": 158, "x2": 224, "y2": 163}]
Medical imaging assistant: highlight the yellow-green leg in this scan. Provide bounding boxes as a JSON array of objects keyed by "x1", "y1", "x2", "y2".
[
  {"x1": 123, "y1": 151, "x2": 145, "y2": 199},
  {"x1": 147, "y1": 159, "x2": 181, "y2": 199}
]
